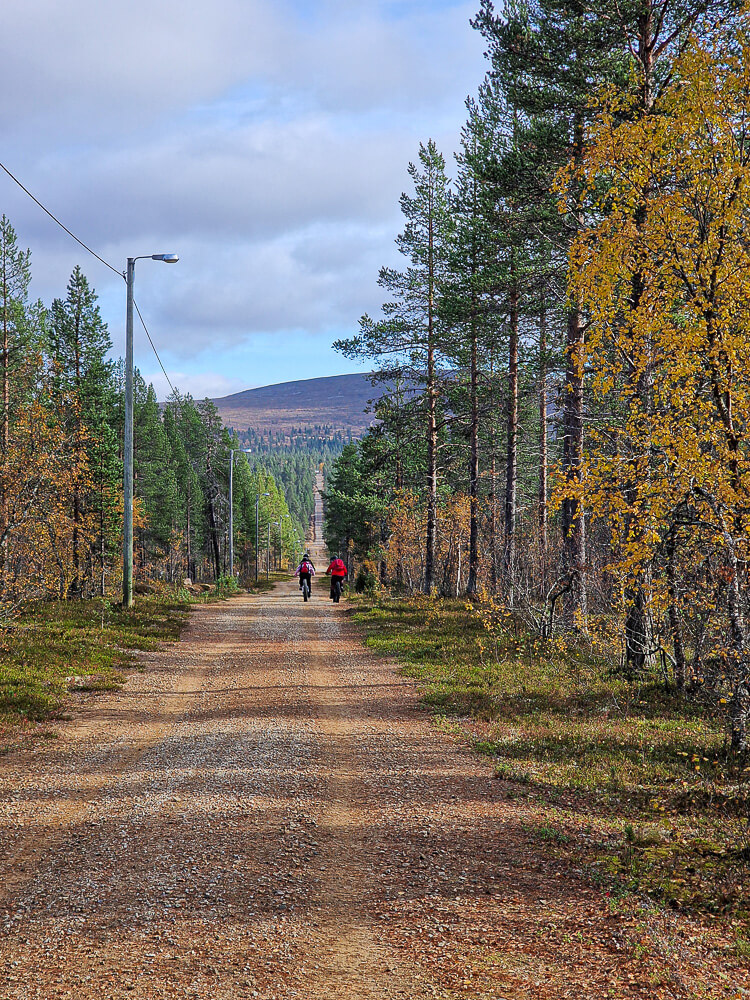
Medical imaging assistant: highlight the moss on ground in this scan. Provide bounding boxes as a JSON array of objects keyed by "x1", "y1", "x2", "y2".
[
  {"x1": 0, "y1": 594, "x2": 192, "y2": 735},
  {"x1": 350, "y1": 593, "x2": 750, "y2": 924}
]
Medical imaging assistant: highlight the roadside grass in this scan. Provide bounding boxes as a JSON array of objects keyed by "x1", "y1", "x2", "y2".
[
  {"x1": 0, "y1": 573, "x2": 278, "y2": 746},
  {"x1": 350, "y1": 593, "x2": 750, "y2": 924},
  {"x1": 0, "y1": 591, "x2": 191, "y2": 746}
]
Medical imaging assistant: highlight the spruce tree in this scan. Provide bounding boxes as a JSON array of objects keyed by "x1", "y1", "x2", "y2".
[
  {"x1": 135, "y1": 383, "x2": 180, "y2": 572},
  {"x1": 49, "y1": 266, "x2": 116, "y2": 597}
]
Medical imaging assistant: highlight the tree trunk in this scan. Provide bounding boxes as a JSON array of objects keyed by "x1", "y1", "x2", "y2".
[
  {"x1": 467, "y1": 308, "x2": 480, "y2": 596},
  {"x1": 425, "y1": 360, "x2": 437, "y2": 594},
  {"x1": 186, "y1": 489, "x2": 193, "y2": 582},
  {"x1": 394, "y1": 382, "x2": 405, "y2": 590},
  {"x1": 489, "y1": 341, "x2": 498, "y2": 595},
  {"x1": 624, "y1": 3, "x2": 662, "y2": 674},
  {"x1": 207, "y1": 494, "x2": 221, "y2": 581},
  {"x1": 503, "y1": 270, "x2": 519, "y2": 603},
  {"x1": 666, "y1": 523, "x2": 686, "y2": 690},
  {"x1": 466, "y1": 162, "x2": 481, "y2": 597},
  {"x1": 424, "y1": 185, "x2": 438, "y2": 595},
  {"x1": 0, "y1": 264, "x2": 8, "y2": 597},
  {"x1": 561, "y1": 109, "x2": 587, "y2": 628},
  {"x1": 538, "y1": 304, "x2": 548, "y2": 594},
  {"x1": 561, "y1": 301, "x2": 587, "y2": 625},
  {"x1": 70, "y1": 489, "x2": 81, "y2": 598}
]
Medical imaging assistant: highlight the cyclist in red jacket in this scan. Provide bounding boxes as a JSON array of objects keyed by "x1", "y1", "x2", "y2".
[{"x1": 325, "y1": 555, "x2": 347, "y2": 601}]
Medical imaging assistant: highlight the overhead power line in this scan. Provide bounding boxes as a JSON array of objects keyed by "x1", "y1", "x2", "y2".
[
  {"x1": 0, "y1": 159, "x2": 122, "y2": 277},
  {"x1": 133, "y1": 299, "x2": 178, "y2": 399},
  {"x1": 0, "y1": 158, "x2": 181, "y2": 399}
]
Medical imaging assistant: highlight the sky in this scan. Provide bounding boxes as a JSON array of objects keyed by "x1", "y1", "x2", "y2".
[{"x1": 1, "y1": 0, "x2": 486, "y2": 399}]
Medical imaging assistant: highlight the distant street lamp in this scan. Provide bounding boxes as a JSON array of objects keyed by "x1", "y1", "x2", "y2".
[
  {"x1": 229, "y1": 450, "x2": 236, "y2": 579},
  {"x1": 266, "y1": 520, "x2": 272, "y2": 579},
  {"x1": 256, "y1": 492, "x2": 270, "y2": 581},
  {"x1": 123, "y1": 253, "x2": 178, "y2": 608}
]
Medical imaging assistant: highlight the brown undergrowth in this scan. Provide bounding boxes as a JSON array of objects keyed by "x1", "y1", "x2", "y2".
[{"x1": 350, "y1": 592, "x2": 750, "y2": 946}]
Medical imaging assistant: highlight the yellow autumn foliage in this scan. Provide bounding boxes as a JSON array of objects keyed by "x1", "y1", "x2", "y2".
[{"x1": 564, "y1": 16, "x2": 750, "y2": 695}]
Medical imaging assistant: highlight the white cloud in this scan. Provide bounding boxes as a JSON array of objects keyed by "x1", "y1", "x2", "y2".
[
  {"x1": 145, "y1": 370, "x2": 248, "y2": 401},
  {"x1": 1, "y1": 1, "x2": 486, "y2": 386},
  {"x1": 1, "y1": 1, "x2": 287, "y2": 139}
]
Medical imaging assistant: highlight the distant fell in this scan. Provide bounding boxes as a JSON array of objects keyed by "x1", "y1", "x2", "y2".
[{"x1": 212, "y1": 372, "x2": 383, "y2": 441}]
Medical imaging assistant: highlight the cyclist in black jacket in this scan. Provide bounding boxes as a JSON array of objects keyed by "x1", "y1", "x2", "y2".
[{"x1": 294, "y1": 553, "x2": 316, "y2": 594}]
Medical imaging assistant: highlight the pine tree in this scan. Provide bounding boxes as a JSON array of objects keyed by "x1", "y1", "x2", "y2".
[
  {"x1": 49, "y1": 266, "x2": 116, "y2": 597},
  {"x1": 472, "y1": 0, "x2": 626, "y2": 622},
  {"x1": 0, "y1": 215, "x2": 35, "y2": 457},
  {"x1": 135, "y1": 383, "x2": 180, "y2": 573},
  {"x1": 163, "y1": 396, "x2": 205, "y2": 582},
  {"x1": 335, "y1": 140, "x2": 454, "y2": 592}
]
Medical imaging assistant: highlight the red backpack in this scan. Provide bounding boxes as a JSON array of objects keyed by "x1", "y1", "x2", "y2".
[{"x1": 301, "y1": 561, "x2": 312, "y2": 574}]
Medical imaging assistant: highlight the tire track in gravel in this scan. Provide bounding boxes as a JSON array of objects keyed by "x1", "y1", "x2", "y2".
[
  {"x1": 0, "y1": 596, "x2": 323, "y2": 1000},
  {"x1": 280, "y1": 506, "x2": 436, "y2": 999},
  {"x1": 0, "y1": 643, "x2": 206, "y2": 909}
]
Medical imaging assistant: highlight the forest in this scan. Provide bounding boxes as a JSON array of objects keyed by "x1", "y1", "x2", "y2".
[
  {"x1": 230, "y1": 431, "x2": 347, "y2": 532},
  {"x1": 323, "y1": 2, "x2": 750, "y2": 750},
  {"x1": 0, "y1": 220, "x2": 305, "y2": 605}
]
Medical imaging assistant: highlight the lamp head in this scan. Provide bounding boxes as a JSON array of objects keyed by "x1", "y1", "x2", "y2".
[{"x1": 151, "y1": 253, "x2": 179, "y2": 263}]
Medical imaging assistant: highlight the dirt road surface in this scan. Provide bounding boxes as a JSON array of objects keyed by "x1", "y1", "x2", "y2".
[{"x1": 0, "y1": 486, "x2": 742, "y2": 998}]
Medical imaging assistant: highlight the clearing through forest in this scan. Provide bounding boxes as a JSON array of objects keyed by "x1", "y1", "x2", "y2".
[{"x1": 0, "y1": 495, "x2": 743, "y2": 998}]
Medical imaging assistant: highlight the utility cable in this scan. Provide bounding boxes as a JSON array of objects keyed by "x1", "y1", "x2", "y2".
[
  {"x1": 133, "y1": 299, "x2": 178, "y2": 399},
  {"x1": 0, "y1": 159, "x2": 122, "y2": 278},
  {"x1": 0, "y1": 157, "x2": 182, "y2": 400}
]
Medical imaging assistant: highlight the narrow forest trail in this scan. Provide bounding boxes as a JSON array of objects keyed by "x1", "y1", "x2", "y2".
[{"x1": 0, "y1": 482, "x2": 736, "y2": 998}]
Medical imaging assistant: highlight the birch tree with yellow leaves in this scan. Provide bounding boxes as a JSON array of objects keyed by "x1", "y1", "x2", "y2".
[{"x1": 567, "y1": 18, "x2": 750, "y2": 750}]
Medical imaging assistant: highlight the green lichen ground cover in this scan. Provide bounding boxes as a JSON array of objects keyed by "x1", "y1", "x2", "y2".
[
  {"x1": 351, "y1": 594, "x2": 750, "y2": 926},
  {"x1": 0, "y1": 595, "x2": 190, "y2": 740}
]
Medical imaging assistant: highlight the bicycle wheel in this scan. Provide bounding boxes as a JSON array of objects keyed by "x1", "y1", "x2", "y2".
[
  {"x1": 302, "y1": 580, "x2": 310, "y2": 601},
  {"x1": 333, "y1": 579, "x2": 341, "y2": 603}
]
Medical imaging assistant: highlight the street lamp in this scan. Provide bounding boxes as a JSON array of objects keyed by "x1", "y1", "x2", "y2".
[
  {"x1": 256, "y1": 492, "x2": 270, "y2": 581},
  {"x1": 123, "y1": 253, "x2": 179, "y2": 608},
  {"x1": 266, "y1": 520, "x2": 273, "y2": 579},
  {"x1": 275, "y1": 521, "x2": 283, "y2": 571}
]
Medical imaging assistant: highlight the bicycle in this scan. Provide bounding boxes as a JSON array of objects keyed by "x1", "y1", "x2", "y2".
[
  {"x1": 331, "y1": 577, "x2": 343, "y2": 603},
  {"x1": 301, "y1": 577, "x2": 311, "y2": 602}
]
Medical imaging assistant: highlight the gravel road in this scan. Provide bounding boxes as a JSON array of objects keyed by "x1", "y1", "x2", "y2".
[{"x1": 0, "y1": 511, "x2": 742, "y2": 998}]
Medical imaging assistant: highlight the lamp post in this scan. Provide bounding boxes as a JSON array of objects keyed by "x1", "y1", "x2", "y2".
[
  {"x1": 229, "y1": 450, "x2": 235, "y2": 579},
  {"x1": 255, "y1": 492, "x2": 270, "y2": 581},
  {"x1": 123, "y1": 253, "x2": 178, "y2": 608}
]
